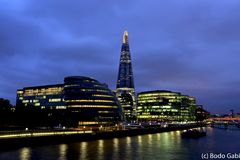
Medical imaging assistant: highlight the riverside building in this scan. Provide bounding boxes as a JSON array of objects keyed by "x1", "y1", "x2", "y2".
[
  {"x1": 116, "y1": 31, "x2": 136, "y2": 121},
  {"x1": 16, "y1": 76, "x2": 123, "y2": 127},
  {"x1": 137, "y1": 90, "x2": 197, "y2": 122}
]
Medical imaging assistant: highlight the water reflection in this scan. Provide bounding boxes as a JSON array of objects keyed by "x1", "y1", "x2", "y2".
[
  {"x1": 147, "y1": 134, "x2": 153, "y2": 144},
  {"x1": 59, "y1": 144, "x2": 67, "y2": 160},
  {"x1": 125, "y1": 137, "x2": 131, "y2": 159},
  {"x1": 19, "y1": 147, "x2": 31, "y2": 160},
  {"x1": 137, "y1": 135, "x2": 142, "y2": 144},
  {"x1": 175, "y1": 130, "x2": 181, "y2": 145},
  {"x1": 2, "y1": 128, "x2": 240, "y2": 160},
  {"x1": 112, "y1": 138, "x2": 119, "y2": 159},
  {"x1": 97, "y1": 140, "x2": 104, "y2": 160},
  {"x1": 80, "y1": 142, "x2": 87, "y2": 159},
  {"x1": 156, "y1": 133, "x2": 161, "y2": 141}
]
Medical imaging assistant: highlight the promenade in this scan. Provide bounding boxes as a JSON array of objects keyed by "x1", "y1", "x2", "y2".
[{"x1": 0, "y1": 122, "x2": 207, "y2": 150}]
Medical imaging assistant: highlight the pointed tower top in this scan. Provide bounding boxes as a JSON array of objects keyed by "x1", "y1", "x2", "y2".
[{"x1": 123, "y1": 31, "x2": 128, "y2": 44}]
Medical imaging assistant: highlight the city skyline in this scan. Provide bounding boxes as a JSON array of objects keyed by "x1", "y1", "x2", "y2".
[{"x1": 1, "y1": 1, "x2": 240, "y2": 114}]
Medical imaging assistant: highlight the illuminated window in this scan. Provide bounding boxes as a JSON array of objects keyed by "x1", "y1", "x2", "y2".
[
  {"x1": 49, "y1": 98, "x2": 62, "y2": 102},
  {"x1": 56, "y1": 106, "x2": 66, "y2": 109},
  {"x1": 68, "y1": 105, "x2": 118, "y2": 108}
]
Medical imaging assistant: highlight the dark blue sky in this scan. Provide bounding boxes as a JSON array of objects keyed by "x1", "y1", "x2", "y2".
[{"x1": 1, "y1": 0, "x2": 240, "y2": 114}]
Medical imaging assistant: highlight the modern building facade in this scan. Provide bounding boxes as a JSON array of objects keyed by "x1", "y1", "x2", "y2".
[
  {"x1": 137, "y1": 90, "x2": 197, "y2": 122},
  {"x1": 64, "y1": 76, "x2": 123, "y2": 126},
  {"x1": 116, "y1": 31, "x2": 136, "y2": 121},
  {"x1": 16, "y1": 76, "x2": 123, "y2": 127},
  {"x1": 17, "y1": 84, "x2": 65, "y2": 110}
]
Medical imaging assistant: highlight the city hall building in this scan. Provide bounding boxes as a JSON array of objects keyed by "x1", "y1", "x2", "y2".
[
  {"x1": 137, "y1": 90, "x2": 197, "y2": 122},
  {"x1": 16, "y1": 76, "x2": 123, "y2": 127}
]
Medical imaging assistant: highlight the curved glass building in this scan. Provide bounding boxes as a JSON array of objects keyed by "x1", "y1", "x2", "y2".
[{"x1": 64, "y1": 76, "x2": 123, "y2": 126}]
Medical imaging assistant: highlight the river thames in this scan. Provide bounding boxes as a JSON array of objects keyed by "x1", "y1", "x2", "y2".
[{"x1": 0, "y1": 127, "x2": 239, "y2": 160}]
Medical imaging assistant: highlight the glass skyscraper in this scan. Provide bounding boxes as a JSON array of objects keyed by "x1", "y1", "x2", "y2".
[{"x1": 116, "y1": 31, "x2": 136, "y2": 121}]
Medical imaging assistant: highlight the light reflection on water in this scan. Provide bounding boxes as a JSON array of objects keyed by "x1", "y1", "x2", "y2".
[
  {"x1": 112, "y1": 138, "x2": 119, "y2": 159},
  {"x1": 19, "y1": 147, "x2": 31, "y2": 160},
  {"x1": 80, "y1": 142, "x2": 87, "y2": 160},
  {"x1": 59, "y1": 144, "x2": 67, "y2": 160},
  {"x1": 97, "y1": 140, "x2": 104, "y2": 160},
  {"x1": 1, "y1": 127, "x2": 240, "y2": 160},
  {"x1": 125, "y1": 136, "x2": 131, "y2": 159}
]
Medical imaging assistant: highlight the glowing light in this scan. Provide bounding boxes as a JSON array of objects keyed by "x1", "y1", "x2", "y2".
[
  {"x1": 20, "y1": 147, "x2": 31, "y2": 160},
  {"x1": 80, "y1": 142, "x2": 87, "y2": 159},
  {"x1": 59, "y1": 144, "x2": 67, "y2": 160},
  {"x1": 123, "y1": 31, "x2": 128, "y2": 44},
  {"x1": 113, "y1": 138, "x2": 119, "y2": 153},
  {"x1": 0, "y1": 130, "x2": 94, "y2": 139},
  {"x1": 98, "y1": 140, "x2": 104, "y2": 160},
  {"x1": 138, "y1": 135, "x2": 142, "y2": 144}
]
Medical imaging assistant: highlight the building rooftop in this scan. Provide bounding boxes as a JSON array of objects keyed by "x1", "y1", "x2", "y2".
[
  {"x1": 138, "y1": 90, "x2": 179, "y2": 94},
  {"x1": 22, "y1": 84, "x2": 64, "y2": 90}
]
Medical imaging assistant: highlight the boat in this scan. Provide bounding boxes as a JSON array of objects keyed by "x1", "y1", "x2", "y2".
[{"x1": 181, "y1": 129, "x2": 206, "y2": 138}]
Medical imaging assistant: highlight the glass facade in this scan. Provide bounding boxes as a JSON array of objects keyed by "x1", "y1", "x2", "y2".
[
  {"x1": 116, "y1": 31, "x2": 136, "y2": 120},
  {"x1": 64, "y1": 76, "x2": 123, "y2": 126},
  {"x1": 16, "y1": 76, "x2": 123, "y2": 127},
  {"x1": 137, "y1": 90, "x2": 196, "y2": 122}
]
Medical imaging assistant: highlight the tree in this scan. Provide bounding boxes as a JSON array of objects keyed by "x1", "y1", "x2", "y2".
[
  {"x1": 0, "y1": 98, "x2": 14, "y2": 127},
  {"x1": 0, "y1": 98, "x2": 13, "y2": 112}
]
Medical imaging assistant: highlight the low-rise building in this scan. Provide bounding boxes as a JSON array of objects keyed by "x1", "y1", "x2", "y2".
[
  {"x1": 16, "y1": 76, "x2": 123, "y2": 127},
  {"x1": 137, "y1": 90, "x2": 197, "y2": 122}
]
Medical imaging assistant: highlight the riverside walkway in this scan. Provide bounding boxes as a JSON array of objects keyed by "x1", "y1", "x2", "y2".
[
  {"x1": 0, "y1": 122, "x2": 207, "y2": 150},
  {"x1": 0, "y1": 129, "x2": 92, "y2": 139}
]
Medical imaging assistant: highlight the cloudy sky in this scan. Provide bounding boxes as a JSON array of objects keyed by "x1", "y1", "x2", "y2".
[{"x1": 1, "y1": 0, "x2": 240, "y2": 113}]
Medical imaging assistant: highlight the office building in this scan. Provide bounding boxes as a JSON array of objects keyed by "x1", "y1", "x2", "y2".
[
  {"x1": 16, "y1": 76, "x2": 123, "y2": 127},
  {"x1": 137, "y1": 90, "x2": 197, "y2": 122}
]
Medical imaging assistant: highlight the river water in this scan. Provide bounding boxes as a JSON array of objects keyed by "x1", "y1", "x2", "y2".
[{"x1": 0, "y1": 127, "x2": 239, "y2": 160}]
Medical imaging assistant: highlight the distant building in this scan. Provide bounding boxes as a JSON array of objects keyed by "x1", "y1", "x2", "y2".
[
  {"x1": 16, "y1": 76, "x2": 123, "y2": 127},
  {"x1": 137, "y1": 90, "x2": 197, "y2": 122},
  {"x1": 116, "y1": 31, "x2": 136, "y2": 121},
  {"x1": 195, "y1": 105, "x2": 210, "y2": 121}
]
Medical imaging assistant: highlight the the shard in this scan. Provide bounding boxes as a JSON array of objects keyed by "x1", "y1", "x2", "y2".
[{"x1": 116, "y1": 31, "x2": 136, "y2": 121}]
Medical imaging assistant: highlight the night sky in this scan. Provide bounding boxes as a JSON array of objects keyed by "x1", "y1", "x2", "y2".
[{"x1": 1, "y1": 0, "x2": 240, "y2": 114}]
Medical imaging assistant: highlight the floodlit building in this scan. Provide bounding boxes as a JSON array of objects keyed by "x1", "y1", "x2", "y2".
[
  {"x1": 137, "y1": 90, "x2": 197, "y2": 122},
  {"x1": 16, "y1": 76, "x2": 123, "y2": 127},
  {"x1": 116, "y1": 31, "x2": 136, "y2": 121}
]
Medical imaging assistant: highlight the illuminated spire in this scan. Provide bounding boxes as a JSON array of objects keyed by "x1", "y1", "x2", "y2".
[
  {"x1": 116, "y1": 31, "x2": 136, "y2": 120},
  {"x1": 117, "y1": 30, "x2": 134, "y2": 89},
  {"x1": 123, "y1": 30, "x2": 128, "y2": 44}
]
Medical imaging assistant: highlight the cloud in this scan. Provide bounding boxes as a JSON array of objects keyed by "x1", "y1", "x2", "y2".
[{"x1": 0, "y1": 0, "x2": 240, "y2": 113}]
